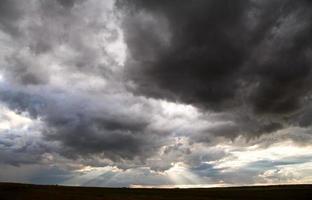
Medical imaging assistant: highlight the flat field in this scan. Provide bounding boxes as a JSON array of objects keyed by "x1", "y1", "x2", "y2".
[{"x1": 0, "y1": 182, "x2": 311, "y2": 200}]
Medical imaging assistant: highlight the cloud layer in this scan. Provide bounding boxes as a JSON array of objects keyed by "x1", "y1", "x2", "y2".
[
  {"x1": 120, "y1": 0, "x2": 312, "y2": 117},
  {"x1": 0, "y1": 0, "x2": 312, "y2": 187}
]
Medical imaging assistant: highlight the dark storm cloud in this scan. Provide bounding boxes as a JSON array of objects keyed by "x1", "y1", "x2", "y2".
[
  {"x1": 0, "y1": 0, "x2": 170, "y2": 169},
  {"x1": 0, "y1": 0, "x2": 23, "y2": 36},
  {"x1": 2, "y1": 0, "x2": 312, "y2": 187},
  {"x1": 0, "y1": 87, "x2": 168, "y2": 163},
  {"x1": 45, "y1": 108, "x2": 159, "y2": 161},
  {"x1": 120, "y1": 0, "x2": 250, "y2": 111},
  {"x1": 119, "y1": 0, "x2": 312, "y2": 117}
]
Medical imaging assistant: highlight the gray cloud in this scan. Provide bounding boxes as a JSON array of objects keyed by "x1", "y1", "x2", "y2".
[
  {"x1": 119, "y1": 0, "x2": 312, "y2": 131},
  {"x1": 1, "y1": 0, "x2": 312, "y2": 187},
  {"x1": 0, "y1": 87, "x2": 170, "y2": 164},
  {"x1": 0, "y1": 0, "x2": 23, "y2": 36},
  {"x1": 56, "y1": 0, "x2": 82, "y2": 8}
]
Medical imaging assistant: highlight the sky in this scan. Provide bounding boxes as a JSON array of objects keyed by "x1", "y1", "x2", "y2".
[{"x1": 0, "y1": 0, "x2": 312, "y2": 188}]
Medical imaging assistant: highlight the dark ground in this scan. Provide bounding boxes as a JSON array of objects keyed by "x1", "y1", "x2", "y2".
[{"x1": 0, "y1": 182, "x2": 311, "y2": 200}]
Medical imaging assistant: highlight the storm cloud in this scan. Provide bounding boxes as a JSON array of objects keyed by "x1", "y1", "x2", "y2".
[
  {"x1": 120, "y1": 0, "x2": 312, "y2": 116},
  {"x1": 0, "y1": 0, "x2": 312, "y2": 187}
]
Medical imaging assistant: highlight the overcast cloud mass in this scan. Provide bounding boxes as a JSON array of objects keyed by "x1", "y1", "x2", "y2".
[{"x1": 0, "y1": 0, "x2": 312, "y2": 187}]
